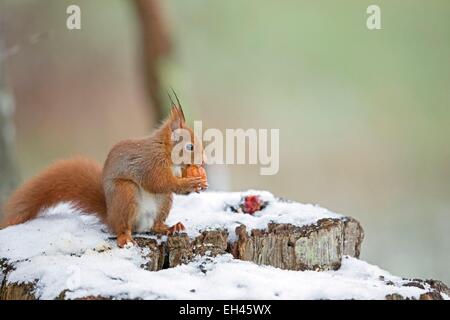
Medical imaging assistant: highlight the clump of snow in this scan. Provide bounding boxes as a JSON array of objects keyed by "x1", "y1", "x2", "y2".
[
  {"x1": 0, "y1": 191, "x2": 443, "y2": 300},
  {"x1": 168, "y1": 191, "x2": 341, "y2": 240},
  {"x1": 0, "y1": 203, "x2": 111, "y2": 262}
]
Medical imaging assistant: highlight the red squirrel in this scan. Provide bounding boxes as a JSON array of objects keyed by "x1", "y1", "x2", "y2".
[{"x1": 1, "y1": 102, "x2": 208, "y2": 247}]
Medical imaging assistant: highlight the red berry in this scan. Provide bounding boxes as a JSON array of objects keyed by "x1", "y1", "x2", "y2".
[{"x1": 242, "y1": 195, "x2": 262, "y2": 214}]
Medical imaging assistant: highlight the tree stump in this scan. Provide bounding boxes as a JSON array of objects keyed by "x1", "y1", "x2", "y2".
[{"x1": 1, "y1": 204, "x2": 448, "y2": 300}]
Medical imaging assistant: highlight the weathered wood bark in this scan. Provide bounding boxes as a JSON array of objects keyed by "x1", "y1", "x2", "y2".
[
  {"x1": 132, "y1": 229, "x2": 229, "y2": 271},
  {"x1": 232, "y1": 218, "x2": 363, "y2": 271},
  {"x1": 0, "y1": 282, "x2": 36, "y2": 300},
  {"x1": 167, "y1": 230, "x2": 228, "y2": 267},
  {"x1": 0, "y1": 25, "x2": 19, "y2": 215},
  {"x1": 135, "y1": 237, "x2": 166, "y2": 271},
  {"x1": 0, "y1": 259, "x2": 36, "y2": 300}
]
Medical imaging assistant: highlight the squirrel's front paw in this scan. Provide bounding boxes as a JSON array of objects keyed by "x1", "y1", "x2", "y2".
[
  {"x1": 183, "y1": 176, "x2": 208, "y2": 193},
  {"x1": 117, "y1": 233, "x2": 136, "y2": 248}
]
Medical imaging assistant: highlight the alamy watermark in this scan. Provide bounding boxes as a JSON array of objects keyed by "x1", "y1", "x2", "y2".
[
  {"x1": 66, "y1": 4, "x2": 382, "y2": 31},
  {"x1": 366, "y1": 5, "x2": 381, "y2": 30},
  {"x1": 171, "y1": 121, "x2": 280, "y2": 176},
  {"x1": 66, "y1": 5, "x2": 81, "y2": 30}
]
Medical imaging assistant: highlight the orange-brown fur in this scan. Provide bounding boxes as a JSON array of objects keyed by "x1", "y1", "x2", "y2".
[
  {"x1": 2, "y1": 157, "x2": 106, "y2": 226},
  {"x1": 2, "y1": 104, "x2": 207, "y2": 247}
]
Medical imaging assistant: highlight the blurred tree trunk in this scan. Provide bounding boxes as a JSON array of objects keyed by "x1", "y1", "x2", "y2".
[
  {"x1": 0, "y1": 32, "x2": 18, "y2": 215},
  {"x1": 134, "y1": 0, "x2": 172, "y2": 123}
]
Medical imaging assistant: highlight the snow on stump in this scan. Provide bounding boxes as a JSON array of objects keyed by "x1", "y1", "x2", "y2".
[{"x1": 0, "y1": 191, "x2": 448, "y2": 300}]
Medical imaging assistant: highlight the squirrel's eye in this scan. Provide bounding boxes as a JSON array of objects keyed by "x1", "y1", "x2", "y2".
[{"x1": 185, "y1": 143, "x2": 194, "y2": 151}]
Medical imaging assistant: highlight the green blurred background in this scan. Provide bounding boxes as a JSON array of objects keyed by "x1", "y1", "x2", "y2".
[{"x1": 1, "y1": 0, "x2": 449, "y2": 283}]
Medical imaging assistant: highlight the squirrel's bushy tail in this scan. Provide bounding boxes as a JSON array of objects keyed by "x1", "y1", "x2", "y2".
[{"x1": 1, "y1": 157, "x2": 106, "y2": 228}]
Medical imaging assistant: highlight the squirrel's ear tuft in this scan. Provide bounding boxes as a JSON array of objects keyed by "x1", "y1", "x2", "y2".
[
  {"x1": 169, "y1": 105, "x2": 185, "y2": 131},
  {"x1": 167, "y1": 89, "x2": 186, "y2": 131}
]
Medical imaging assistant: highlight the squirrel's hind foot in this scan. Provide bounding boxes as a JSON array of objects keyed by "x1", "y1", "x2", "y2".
[
  {"x1": 167, "y1": 222, "x2": 185, "y2": 235},
  {"x1": 152, "y1": 221, "x2": 185, "y2": 236},
  {"x1": 117, "y1": 233, "x2": 136, "y2": 248}
]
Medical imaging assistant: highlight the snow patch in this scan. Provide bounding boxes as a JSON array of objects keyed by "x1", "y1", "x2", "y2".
[{"x1": 169, "y1": 190, "x2": 341, "y2": 240}]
